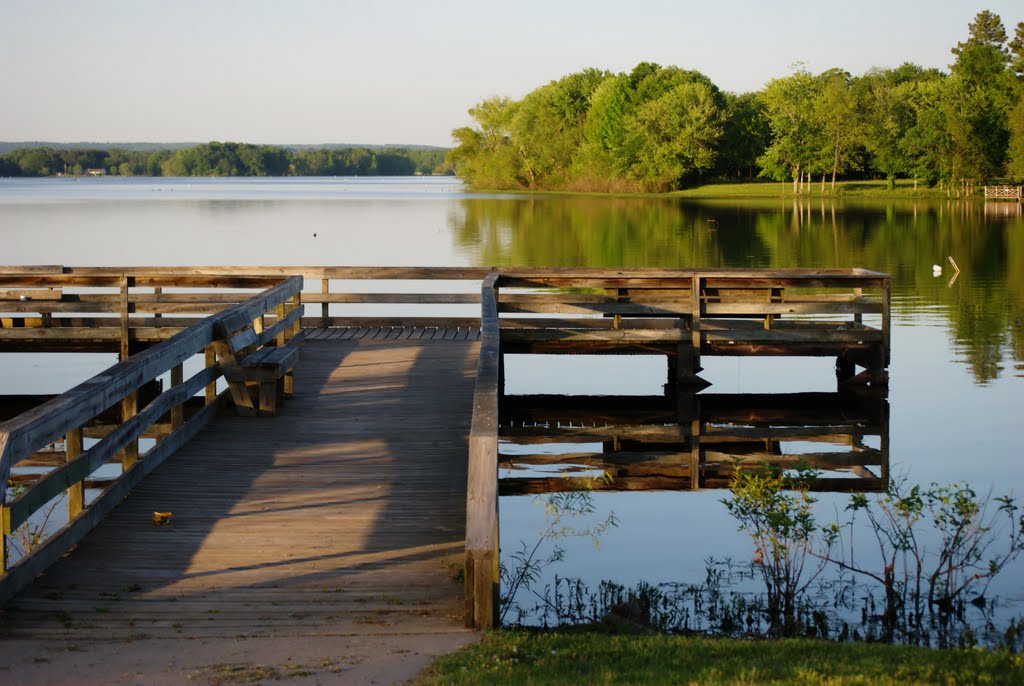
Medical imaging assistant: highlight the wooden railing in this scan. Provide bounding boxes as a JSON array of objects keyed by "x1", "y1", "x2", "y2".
[
  {"x1": 493, "y1": 268, "x2": 890, "y2": 386},
  {"x1": 984, "y1": 185, "x2": 1022, "y2": 201},
  {"x1": 0, "y1": 267, "x2": 300, "y2": 355},
  {"x1": 0, "y1": 275, "x2": 303, "y2": 605},
  {"x1": 3, "y1": 268, "x2": 890, "y2": 376},
  {"x1": 461, "y1": 268, "x2": 890, "y2": 628},
  {"x1": 465, "y1": 273, "x2": 500, "y2": 629},
  {"x1": 3, "y1": 266, "x2": 890, "y2": 627}
]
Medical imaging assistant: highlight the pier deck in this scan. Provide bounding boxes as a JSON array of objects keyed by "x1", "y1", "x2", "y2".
[
  {"x1": 0, "y1": 336, "x2": 479, "y2": 684},
  {"x1": 2, "y1": 266, "x2": 892, "y2": 637}
]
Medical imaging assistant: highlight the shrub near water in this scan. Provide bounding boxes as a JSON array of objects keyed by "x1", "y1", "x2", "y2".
[{"x1": 722, "y1": 466, "x2": 1024, "y2": 647}]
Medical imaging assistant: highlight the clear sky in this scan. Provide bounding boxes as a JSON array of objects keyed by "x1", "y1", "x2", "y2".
[{"x1": 1, "y1": 0, "x2": 1021, "y2": 147}]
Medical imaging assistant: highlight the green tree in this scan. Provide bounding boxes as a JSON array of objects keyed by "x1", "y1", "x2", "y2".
[
  {"x1": 375, "y1": 149, "x2": 416, "y2": 175},
  {"x1": 14, "y1": 148, "x2": 58, "y2": 176},
  {"x1": 855, "y1": 64, "x2": 943, "y2": 187},
  {"x1": 1009, "y1": 21, "x2": 1024, "y2": 78},
  {"x1": 1008, "y1": 94, "x2": 1024, "y2": 180},
  {"x1": 575, "y1": 74, "x2": 634, "y2": 184},
  {"x1": 511, "y1": 69, "x2": 608, "y2": 188},
  {"x1": 714, "y1": 91, "x2": 771, "y2": 179},
  {"x1": 145, "y1": 152, "x2": 165, "y2": 176},
  {"x1": 623, "y1": 76, "x2": 725, "y2": 189},
  {"x1": 447, "y1": 96, "x2": 522, "y2": 189},
  {"x1": 900, "y1": 78, "x2": 952, "y2": 186},
  {"x1": 946, "y1": 11, "x2": 1016, "y2": 183},
  {"x1": 757, "y1": 67, "x2": 821, "y2": 193},
  {"x1": 814, "y1": 69, "x2": 863, "y2": 191}
]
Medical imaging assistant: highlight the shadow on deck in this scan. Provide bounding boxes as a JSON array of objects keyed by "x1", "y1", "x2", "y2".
[{"x1": 0, "y1": 337, "x2": 479, "y2": 682}]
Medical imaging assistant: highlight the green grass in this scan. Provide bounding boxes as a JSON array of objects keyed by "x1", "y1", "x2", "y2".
[
  {"x1": 672, "y1": 179, "x2": 956, "y2": 199},
  {"x1": 416, "y1": 631, "x2": 1023, "y2": 685}
]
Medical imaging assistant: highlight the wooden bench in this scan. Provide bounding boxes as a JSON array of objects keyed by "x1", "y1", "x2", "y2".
[
  {"x1": 234, "y1": 331, "x2": 305, "y2": 415},
  {"x1": 213, "y1": 302, "x2": 305, "y2": 416}
]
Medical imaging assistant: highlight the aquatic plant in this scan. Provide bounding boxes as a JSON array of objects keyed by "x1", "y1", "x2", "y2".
[
  {"x1": 500, "y1": 480, "x2": 619, "y2": 624},
  {"x1": 721, "y1": 464, "x2": 832, "y2": 635}
]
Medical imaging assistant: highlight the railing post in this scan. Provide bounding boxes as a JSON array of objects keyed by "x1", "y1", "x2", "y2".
[
  {"x1": 690, "y1": 275, "x2": 702, "y2": 356},
  {"x1": 205, "y1": 345, "x2": 217, "y2": 405},
  {"x1": 881, "y1": 276, "x2": 891, "y2": 369},
  {"x1": 321, "y1": 277, "x2": 330, "y2": 329},
  {"x1": 153, "y1": 286, "x2": 162, "y2": 320},
  {"x1": 466, "y1": 272, "x2": 501, "y2": 628},
  {"x1": 291, "y1": 293, "x2": 301, "y2": 339},
  {"x1": 285, "y1": 293, "x2": 301, "y2": 397},
  {"x1": 65, "y1": 426, "x2": 84, "y2": 518},
  {"x1": 170, "y1": 363, "x2": 184, "y2": 430},
  {"x1": 119, "y1": 274, "x2": 134, "y2": 361},
  {"x1": 121, "y1": 391, "x2": 139, "y2": 469},
  {"x1": 275, "y1": 303, "x2": 287, "y2": 347},
  {"x1": 1, "y1": 431, "x2": 8, "y2": 572}
]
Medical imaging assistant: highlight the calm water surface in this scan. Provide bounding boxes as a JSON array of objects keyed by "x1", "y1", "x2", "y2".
[{"x1": 2, "y1": 176, "x2": 1022, "y2": 632}]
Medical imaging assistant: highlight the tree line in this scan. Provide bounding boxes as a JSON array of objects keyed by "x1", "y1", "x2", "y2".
[
  {"x1": 448, "y1": 11, "x2": 1024, "y2": 193},
  {"x1": 0, "y1": 142, "x2": 450, "y2": 178}
]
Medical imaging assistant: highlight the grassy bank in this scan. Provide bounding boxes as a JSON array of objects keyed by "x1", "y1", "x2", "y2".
[
  {"x1": 673, "y1": 179, "x2": 959, "y2": 200},
  {"x1": 416, "y1": 631, "x2": 1023, "y2": 685}
]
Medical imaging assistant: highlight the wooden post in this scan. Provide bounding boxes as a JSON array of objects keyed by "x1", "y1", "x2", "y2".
[
  {"x1": 276, "y1": 303, "x2": 287, "y2": 347},
  {"x1": 1, "y1": 432, "x2": 8, "y2": 572},
  {"x1": 121, "y1": 390, "x2": 138, "y2": 469},
  {"x1": 675, "y1": 390, "x2": 701, "y2": 490},
  {"x1": 881, "y1": 277, "x2": 891, "y2": 369},
  {"x1": 170, "y1": 363, "x2": 184, "y2": 430},
  {"x1": 466, "y1": 273, "x2": 500, "y2": 628},
  {"x1": 321, "y1": 278, "x2": 330, "y2": 329},
  {"x1": 690, "y1": 410, "x2": 702, "y2": 491},
  {"x1": 835, "y1": 357, "x2": 856, "y2": 383},
  {"x1": 690, "y1": 275, "x2": 702, "y2": 369},
  {"x1": 466, "y1": 434, "x2": 499, "y2": 628},
  {"x1": 764, "y1": 286, "x2": 782, "y2": 330},
  {"x1": 205, "y1": 345, "x2": 217, "y2": 405},
  {"x1": 880, "y1": 395, "x2": 890, "y2": 483},
  {"x1": 65, "y1": 427, "x2": 84, "y2": 518},
  {"x1": 291, "y1": 293, "x2": 301, "y2": 338},
  {"x1": 119, "y1": 275, "x2": 133, "y2": 361},
  {"x1": 153, "y1": 286, "x2": 162, "y2": 320}
]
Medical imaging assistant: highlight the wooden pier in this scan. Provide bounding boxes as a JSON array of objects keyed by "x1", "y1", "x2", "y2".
[
  {"x1": 1, "y1": 266, "x2": 891, "y2": 641},
  {"x1": 983, "y1": 185, "x2": 1022, "y2": 201}
]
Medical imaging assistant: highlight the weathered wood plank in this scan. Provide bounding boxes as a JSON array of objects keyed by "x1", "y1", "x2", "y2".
[
  {"x1": 0, "y1": 393, "x2": 228, "y2": 606},
  {"x1": 3, "y1": 365, "x2": 221, "y2": 532},
  {"x1": 1, "y1": 338, "x2": 477, "y2": 662},
  {"x1": 465, "y1": 273, "x2": 500, "y2": 628}
]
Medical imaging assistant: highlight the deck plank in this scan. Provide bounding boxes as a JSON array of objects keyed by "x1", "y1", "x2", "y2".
[{"x1": 0, "y1": 337, "x2": 480, "y2": 681}]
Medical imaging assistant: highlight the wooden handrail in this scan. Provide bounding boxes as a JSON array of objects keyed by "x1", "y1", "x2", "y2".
[
  {"x1": 1, "y1": 265, "x2": 893, "y2": 624},
  {"x1": 0, "y1": 275, "x2": 303, "y2": 604},
  {"x1": 465, "y1": 272, "x2": 500, "y2": 628}
]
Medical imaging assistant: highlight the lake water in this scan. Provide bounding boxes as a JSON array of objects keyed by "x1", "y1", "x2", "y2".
[{"x1": 2, "y1": 176, "x2": 1022, "y2": 639}]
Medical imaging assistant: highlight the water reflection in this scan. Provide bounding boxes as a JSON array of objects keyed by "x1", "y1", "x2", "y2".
[
  {"x1": 497, "y1": 387, "x2": 1024, "y2": 648},
  {"x1": 451, "y1": 196, "x2": 1024, "y2": 384},
  {"x1": 499, "y1": 389, "x2": 888, "y2": 494}
]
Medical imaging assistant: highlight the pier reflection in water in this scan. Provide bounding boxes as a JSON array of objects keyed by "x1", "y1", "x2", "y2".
[
  {"x1": 497, "y1": 385, "x2": 902, "y2": 637},
  {"x1": 499, "y1": 389, "x2": 888, "y2": 495}
]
